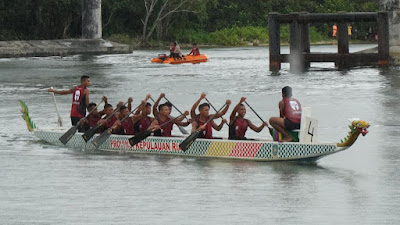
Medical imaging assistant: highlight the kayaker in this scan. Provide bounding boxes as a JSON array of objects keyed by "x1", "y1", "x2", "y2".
[
  {"x1": 188, "y1": 43, "x2": 200, "y2": 56},
  {"x1": 148, "y1": 104, "x2": 189, "y2": 137},
  {"x1": 269, "y1": 86, "x2": 302, "y2": 142},
  {"x1": 228, "y1": 97, "x2": 268, "y2": 140},
  {"x1": 48, "y1": 75, "x2": 103, "y2": 126},
  {"x1": 190, "y1": 93, "x2": 231, "y2": 139}
]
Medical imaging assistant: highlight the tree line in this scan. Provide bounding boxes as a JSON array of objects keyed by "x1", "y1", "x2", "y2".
[{"x1": 0, "y1": 0, "x2": 379, "y2": 46}]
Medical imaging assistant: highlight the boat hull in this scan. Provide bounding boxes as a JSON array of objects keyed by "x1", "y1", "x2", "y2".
[
  {"x1": 151, "y1": 54, "x2": 208, "y2": 64},
  {"x1": 33, "y1": 128, "x2": 345, "y2": 162}
]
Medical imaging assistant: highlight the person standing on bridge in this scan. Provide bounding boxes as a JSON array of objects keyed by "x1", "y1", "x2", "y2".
[
  {"x1": 269, "y1": 86, "x2": 302, "y2": 142},
  {"x1": 332, "y1": 23, "x2": 337, "y2": 39}
]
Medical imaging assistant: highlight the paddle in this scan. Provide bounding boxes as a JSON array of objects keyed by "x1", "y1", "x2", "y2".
[
  {"x1": 179, "y1": 103, "x2": 227, "y2": 152},
  {"x1": 163, "y1": 96, "x2": 189, "y2": 135},
  {"x1": 92, "y1": 104, "x2": 141, "y2": 148},
  {"x1": 204, "y1": 97, "x2": 229, "y2": 125},
  {"x1": 82, "y1": 102, "x2": 127, "y2": 142},
  {"x1": 59, "y1": 100, "x2": 104, "y2": 145},
  {"x1": 244, "y1": 101, "x2": 273, "y2": 134},
  {"x1": 50, "y1": 87, "x2": 63, "y2": 127},
  {"x1": 128, "y1": 112, "x2": 187, "y2": 146}
]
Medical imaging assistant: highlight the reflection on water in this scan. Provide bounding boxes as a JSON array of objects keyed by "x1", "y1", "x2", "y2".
[{"x1": 0, "y1": 45, "x2": 399, "y2": 224}]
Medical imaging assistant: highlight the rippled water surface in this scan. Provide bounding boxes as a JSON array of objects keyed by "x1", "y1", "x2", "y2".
[{"x1": 1, "y1": 45, "x2": 400, "y2": 224}]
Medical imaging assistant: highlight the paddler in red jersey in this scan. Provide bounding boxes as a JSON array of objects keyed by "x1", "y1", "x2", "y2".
[
  {"x1": 79, "y1": 102, "x2": 104, "y2": 132},
  {"x1": 152, "y1": 93, "x2": 191, "y2": 128},
  {"x1": 190, "y1": 93, "x2": 231, "y2": 139},
  {"x1": 148, "y1": 103, "x2": 189, "y2": 137},
  {"x1": 48, "y1": 75, "x2": 95, "y2": 125},
  {"x1": 188, "y1": 43, "x2": 200, "y2": 56},
  {"x1": 228, "y1": 97, "x2": 268, "y2": 140},
  {"x1": 269, "y1": 86, "x2": 302, "y2": 142},
  {"x1": 111, "y1": 95, "x2": 151, "y2": 135},
  {"x1": 98, "y1": 103, "x2": 119, "y2": 132},
  {"x1": 134, "y1": 102, "x2": 154, "y2": 133}
]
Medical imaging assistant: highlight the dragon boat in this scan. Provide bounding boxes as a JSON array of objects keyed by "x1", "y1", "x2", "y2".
[
  {"x1": 151, "y1": 54, "x2": 208, "y2": 64},
  {"x1": 19, "y1": 100, "x2": 369, "y2": 162}
]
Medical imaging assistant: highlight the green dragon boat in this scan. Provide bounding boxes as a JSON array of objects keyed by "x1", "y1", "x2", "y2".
[{"x1": 19, "y1": 100, "x2": 369, "y2": 162}]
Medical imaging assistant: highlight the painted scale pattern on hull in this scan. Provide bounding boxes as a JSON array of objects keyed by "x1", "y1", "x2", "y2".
[{"x1": 33, "y1": 129, "x2": 339, "y2": 161}]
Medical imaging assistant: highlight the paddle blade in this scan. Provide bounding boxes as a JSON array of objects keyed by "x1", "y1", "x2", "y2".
[
  {"x1": 179, "y1": 130, "x2": 201, "y2": 152},
  {"x1": 178, "y1": 125, "x2": 189, "y2": 135},
  {"x1": 128, "y1": 130, "x2": 152, "y2": 146},
  {"x1": 82, "y1": 125, "x2": 100, "y2": 142},
  {"x1": 59, "y1": 126, "x2": 78, "y2": 145},
  {"x1": 92, "y1": 129, "x2": 112, "y2": 148}
]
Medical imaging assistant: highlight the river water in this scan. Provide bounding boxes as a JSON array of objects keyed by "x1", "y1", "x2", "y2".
[{"x1": 1, "y1": 45, "x2": 399, "y2": 224}]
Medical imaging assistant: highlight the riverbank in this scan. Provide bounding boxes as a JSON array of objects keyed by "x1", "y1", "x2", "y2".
[
  {"x1": 0, "y1": 39, "x2": 130, "y2": 58},
  {"x1": 107, "y1": 36, "x2": 378, "y2": 50}
]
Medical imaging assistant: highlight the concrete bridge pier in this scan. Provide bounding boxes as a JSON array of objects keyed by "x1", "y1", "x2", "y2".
[
  {"x1": 82, "y1": 0, "x2": 102, "y2": 39},
  {"x1": 381, "y1": 0, "x2": 400, "y2": 62}
]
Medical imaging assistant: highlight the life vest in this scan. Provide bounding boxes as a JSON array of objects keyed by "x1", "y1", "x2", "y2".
[
  {"x1": 283, "y1": 97, "x2": 302, "y2": 124},
  {"x1": 196, "y1": 115, "x2": 213, "y2": 139},
  {"x1": 154, "y1": 117, "x2": 173, "y2": 137},
  {"x1": 170, "y1": 45, "x2": 175, "y2": 53},
  {"x1": 192, "y1": 47, "x2": 200, "y2": 56},
  {"x1": 120, "y1": 118, "x2": 134, "y2": 135},
  {"x1": 229, "y1": 118, "x2": 249, "y2": 139},
  {"x1": 70, "y1": 85, "x2": 87, "y2": 117},
  {"x1": 134, "y1": 117, "x2": 152, "y2": 133}
]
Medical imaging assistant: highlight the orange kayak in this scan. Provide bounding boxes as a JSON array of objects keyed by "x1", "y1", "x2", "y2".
[{"x1": 151, "y1": 54, "x2": 208, "y2": 64}]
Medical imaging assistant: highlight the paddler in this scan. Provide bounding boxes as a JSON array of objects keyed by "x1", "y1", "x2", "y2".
[
  {"x1": 152, "y1": 93, "x2": 190, "y2": 127},
  {"x1": 98, "y1": 103, "x2": 118, "y2": 132},
  {"x1": 269, "y1": 86, "x2": 302, "y2": 142},
  {"x1": 148, "y1": 103, "x2": 189, "y2": 137},
  {"x1": 109, "y1": 95, "x2": 150, "y2": 135},
  {"x1": 79, "y1": 102, "x2": 104, "y2": 132},
  {"x1": 190, "y1": 93, "x2": 231, "y2": 139},
  {"x1": 48, "y1": 75, "x2": 107, "y2": 125},
  {"x1": 134, "y1": 102, "x2": 154, "y2": 133},
  {"x1": 228, "y1": 97, "x2": 268, "y2": 140}
]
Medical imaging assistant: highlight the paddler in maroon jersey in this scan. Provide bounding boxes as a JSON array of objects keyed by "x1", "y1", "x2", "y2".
[
  {"x1": 111, "y1": 95, "x2": 151, "y2": 135},
  {"x1": 269, "y1": 86, "x2": 302, "y2": 142},
  {"x1": 79, "y1": 102, "x2": 105, "y2": 132},
  {"x1": 134, "y1": 102, "x2": 154, "y2": 133},
  {"x1": 148, "y1": 103, "x2": 189, "y2": 137},
  {"x1": 228, "y1": 97, "x2": 268, "y2": 140},
  {"x1": 190, "y1": 93, "x2": 231, "y2": 139}
]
